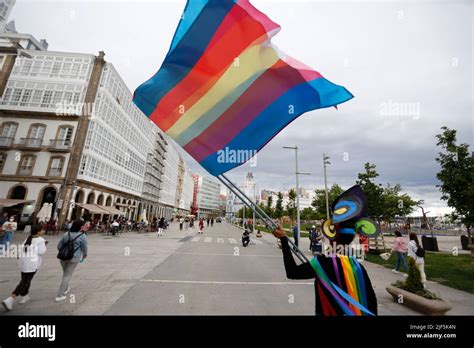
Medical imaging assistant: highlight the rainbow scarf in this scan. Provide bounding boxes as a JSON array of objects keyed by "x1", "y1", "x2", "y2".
[
  {"x1": 310, "y1": 256, "x2": 375, "y2": 316},
  {"x1": 133, "y1": 0, "x2": 353, "y2": 176}
]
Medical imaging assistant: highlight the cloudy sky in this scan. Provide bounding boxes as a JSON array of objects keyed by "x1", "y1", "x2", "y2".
[{"x1": 13, "y1": 0, "x2": 473, "y2": 215}]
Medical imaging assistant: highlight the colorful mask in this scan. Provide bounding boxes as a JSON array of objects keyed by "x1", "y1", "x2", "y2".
[{"x1": 321, "y1": 185, "x2": 381, "y2": 241}]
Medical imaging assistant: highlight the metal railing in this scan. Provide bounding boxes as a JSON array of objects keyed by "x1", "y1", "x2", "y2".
[
  {"x1": 18, "y1": 137, "x2": 43, "y2": 148},
  {"x1": 0, "y1": 137, "x2": 14, "y2": 147},
  {"x1": 48, "y1": 139, "x2": 72, "y2": 151}
]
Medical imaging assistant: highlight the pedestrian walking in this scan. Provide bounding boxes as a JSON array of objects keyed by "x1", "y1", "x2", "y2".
[
  {"x1": 179, "y1": 217, "x2": 184, "y2": 231},
  {"x1": 408, "y1": 233, "x2": 426, "y2": 287},
  {"x1": 211, "y1": 218, "x2": 214, "y2": 227},
  {"x1": 199, "y1": 219, "x2": 204, "y2": 234},
  {"x1": 55, "y1": 220, "x2": 88, "y2": 302},
  {"x1": 309, "y1": 225, "x2": 319, "y2": 252},
  {"x1": 157, "y1": 217, "x2": 165, "y2": 237},
  {"x1": 292, "y1": 225, "x2": 299, "y2": 248},
  {"x1": 392, "y1": 230, "x2": 408, "y2": 274},
  {"x1": 111, "y1": 219, "x2": 120, "y2": 236},
  {"x1": 2, "y1": 225, "x2": 47, "y2": 311},
  {"x1": 206, "y1": 218, "x2": 210, "y2": 227},
  {"x1": 0, "y1": 216, "x2": 17, "y2": 253}
]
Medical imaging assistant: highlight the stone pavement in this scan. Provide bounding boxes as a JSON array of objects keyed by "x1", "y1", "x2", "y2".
[
  {"x1": 0, "y1": 226, "x2": 189, "y2": 315},
  {"x1": 0, "y1": 222, "x2": 472, "y2": 315}
]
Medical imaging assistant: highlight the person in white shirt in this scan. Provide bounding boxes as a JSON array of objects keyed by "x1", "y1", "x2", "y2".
[
  {"x1": 407, "y1": 233, "x2": 426, "y2": 288},
  {"x1": 2, "y1": 225, "x2": 47, "y2": 311}
]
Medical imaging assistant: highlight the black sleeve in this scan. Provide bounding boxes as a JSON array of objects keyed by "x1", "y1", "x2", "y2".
[
  {"x1": 360, "y1": 264, "x2": 378, "y2": 315},
  {"x1": 280, "y1": 237, "x2": 315, "y2": 280}
]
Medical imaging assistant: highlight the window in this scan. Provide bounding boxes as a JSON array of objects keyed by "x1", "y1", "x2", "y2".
[
  {"x1": 0, "y1": 122, "x2": 18, "y2": 138},
  {"x1": 27, "y1": 124, "x2": 46, "y2": 147},
  {"x1": 55, "y1": 126, "x2": 73, "y2": 148},
  {"x1": 48, "y1": 157, "x2": 64, "y2": 177},
  {"x1": 0, "y1": 122, "x2": 17, "y2": 147},
  {"x1": 17, "y1": 155, "x2": 36, "y2": 176},
  {"x1": 41, "y1": 91, "x2": 53, "y2": 107},
  {"x1": 0, "y1": 153, "x2": 6, "y2": 173}
]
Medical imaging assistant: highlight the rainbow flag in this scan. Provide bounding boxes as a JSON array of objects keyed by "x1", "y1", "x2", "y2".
[{"x1": 134, "y1": 0, "x2": 353, "y2": 176}]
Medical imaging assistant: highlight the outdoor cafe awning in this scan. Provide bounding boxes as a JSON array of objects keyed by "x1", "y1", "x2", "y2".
[
  {"x1": 100, "y1": 206, "x2": 125, "y2": 216},
  {"x1": 0, "y1": 199, "x2": 34, "y2": 207},
  {"x1": 75, "y1": 203, "x2": 125, "y2": 216},
  {"x1": 75, "y1": 203, "x2": 109, "y2": 215}
]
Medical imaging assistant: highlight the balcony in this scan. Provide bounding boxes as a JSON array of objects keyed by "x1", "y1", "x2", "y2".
[
  {"x1": 17, "y1": 138, "x2": 43, "y2": 151},
  {"x1": 18, "y1": 166, "x2": 33, "y2": 176},
  {"x1": 48, "y1": 168, "x2": 63, "y2": 177},
  {"x1": 48, "y1": 139, "x2": 72, "y2": 152},
  {"x1": 0, "y1": 137, "x2": 14, "y2": 148}
]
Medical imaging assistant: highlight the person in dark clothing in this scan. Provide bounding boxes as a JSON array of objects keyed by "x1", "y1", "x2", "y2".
[
  {"x1": 292, "y1": 225, "x2": 299, "y2": 247},
  {"x1": 157, "y1": 218, "x2": 165, "y2": 237},
  {"x1": 273, "y1": 185, "x2": 379, "y2": 316},
  {"x1": 273, "y1": 227, "x2": 377, "y2": 316},
  {"x1": 242, "y1": 230, "x2": 250, "y2": 247}
]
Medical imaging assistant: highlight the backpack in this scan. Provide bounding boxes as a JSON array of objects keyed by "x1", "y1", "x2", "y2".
[
  {"x1": 57, "y1": 232, "x2": 83, "y2": 261},
  {"x1": 415, "y1": 246, "x2": 425, "y2": 258}
]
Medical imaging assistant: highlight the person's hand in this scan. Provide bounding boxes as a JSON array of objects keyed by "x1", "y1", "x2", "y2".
[{"x1": 272, "y1": 226, "x2": 287, "y2": 239}]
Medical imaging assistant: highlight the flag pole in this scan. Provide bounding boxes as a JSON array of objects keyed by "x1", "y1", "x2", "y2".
[{"x1": 218, "y1": 174, "x2": 310, "y2": 263}]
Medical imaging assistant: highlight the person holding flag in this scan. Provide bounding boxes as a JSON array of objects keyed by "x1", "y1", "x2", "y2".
[{"x1": 273, "y1": 186, "x2": 379, "y2": 316}]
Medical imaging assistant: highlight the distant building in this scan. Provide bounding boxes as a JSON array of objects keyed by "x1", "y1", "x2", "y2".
[
  {"x1": 259, "y1": 188, "x2": 315, "y2": 211},
  {"x1": 225, "y1": 172, "x2": 260, "y2": 218},
  {"x1": 192, "y1": 173, "x2": 221, "y2": 218}
]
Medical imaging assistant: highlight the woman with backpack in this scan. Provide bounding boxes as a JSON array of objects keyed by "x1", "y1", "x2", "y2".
[
  {"x1": 2, "y1": 224, "x2": 47, "y2": 311},
  {"x1": 55, "y1": 220, "x2": 88, "y2": 302},
  {"x1": 408, "y1": 233, "x2": 426, "y2": 288}
]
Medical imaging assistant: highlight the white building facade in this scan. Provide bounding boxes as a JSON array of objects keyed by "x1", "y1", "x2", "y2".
[
  {"x1": 193, "y1": 173, "x2": 221, "y2": 218},
  {"x1": 0, "y1": 0, "x2": 15, "y2": 32}
]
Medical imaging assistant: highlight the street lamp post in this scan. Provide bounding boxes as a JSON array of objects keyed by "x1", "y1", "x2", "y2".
[
  {"x1": 323, "y1": 153, "x2": 331, "y2": 220},
  {"x1": 253, "y1": 185, "x2": 256, "y2": 232},
  {"x1": 284, "y1": 146, "x2": 310, "y2": 247}
]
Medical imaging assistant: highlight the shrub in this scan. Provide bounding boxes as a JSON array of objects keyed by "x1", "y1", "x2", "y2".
[{"x1": 393, "y1": 257, "x2": 441, "y2": 300}]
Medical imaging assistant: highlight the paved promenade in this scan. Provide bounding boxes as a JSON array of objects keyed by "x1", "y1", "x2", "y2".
[{"x1": 1, "y1": 222, "x2": 472, "y2": 315}]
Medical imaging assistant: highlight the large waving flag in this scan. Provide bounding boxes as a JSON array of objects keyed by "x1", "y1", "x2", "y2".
[{"x1": 134, "y1": 0, "x2": 353, "y2": 176}]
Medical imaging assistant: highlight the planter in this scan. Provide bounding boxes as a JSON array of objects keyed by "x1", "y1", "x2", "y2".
[
  {"x1": 469, "y1": 245, "x2": 474, "y2": 262},
  {"x1": 386, "y1": 285, "x2": 451, "y2": 315},
  {"x1": 421, "y1": 235, "x2": 439, "y2": 252}
]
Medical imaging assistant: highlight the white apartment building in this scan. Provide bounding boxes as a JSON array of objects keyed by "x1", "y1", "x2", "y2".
[
  {"x1": 180, "y1": 168, "x2": 194, "y2": 213},
  {"x1": 0, "y1": 39, "x2": 95, "y2": 224},
  {"x1": 0, "y1": 1, "x2": 196, "y2": 225},
  {"x1": 192, "y1": 173, "x2": 221, "y2": 218},
  {"x1": 0, "y1": 0, "x2": 15, "y2": 32},
  {"x1": 260, "y1": 188, "x2": 315, "y2": 211},
  {"x1": 160, "y1": 140, "x2": 180, "y2": 214}
]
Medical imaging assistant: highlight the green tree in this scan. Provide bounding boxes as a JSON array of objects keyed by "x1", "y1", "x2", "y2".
[
  {"x1": 266, "y1": 195, "x2": 274, "y2": 218},
  {"x1": 286, "y1": 189, "x2": 296, "y2": 221},
  {"x1": 356, "y1": 163, "x2": 385, "y2": 221},
  {"x1": 311, "y1": 184, "x2": 344, "y2": 220},
  {"x1": 237, "y1": 206, "x2": 251, "y2": 219},
  {"x1": 275, "y1": 192, "x2": 284, "y2": 219},
  {"x1": 381, "y1": 183, "x2": 419, "y2": 227},
  {"x1": 301, "y1": 207, "x2": 316, "y2": 221},
  {"x1": 435, "y1": 127, "x2": 474, "y2": 243}
]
